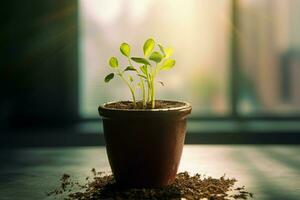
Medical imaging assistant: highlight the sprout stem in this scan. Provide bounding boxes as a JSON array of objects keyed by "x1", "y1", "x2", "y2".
[
  {"x1": 151, "y1": 64, "x2": 158, "y2": 109},
  {"x1": 146, "y1": 71, "x2": 151, "y2": 103},
  {"x1": 151, "y1": 79, "x2": 155, "y2": 108},
  {"x1": 128, "y1": 58, "x2": 146, "y2": 108},
  {"x1": 140, "y1": 78, "x2": 146, "y2": 108},
  {"x1": 118, "y1": 70, "x2": 136, "y2": 107},
  {"x1": 147, "y1": 83, "x2": 151, "y2": 102}
]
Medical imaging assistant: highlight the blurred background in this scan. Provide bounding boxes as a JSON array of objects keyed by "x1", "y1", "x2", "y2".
[{"x1": 1, "y1": 0, "x2": 300, "y2": 147}]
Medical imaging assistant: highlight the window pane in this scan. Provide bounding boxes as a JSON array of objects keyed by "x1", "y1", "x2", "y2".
[
  {"x1": 79, "y1": 0, "x2": 230, "y2": 117},
  {"x1": 238, "y1": 0, "x2": 300, "y2": 115}
]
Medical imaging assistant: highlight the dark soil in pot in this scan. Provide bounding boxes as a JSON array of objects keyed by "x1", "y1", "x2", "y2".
[
  {"x1": 99, "y1": 100, "x2": 192, "y2": 188},
  {"x1": 104, "y1": 100, "x2": 186, "y2": 109}
]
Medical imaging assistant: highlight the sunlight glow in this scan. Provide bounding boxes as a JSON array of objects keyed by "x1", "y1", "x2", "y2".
[{"x1": 80, "y1": 0, "x2": 230, "y2": 117}]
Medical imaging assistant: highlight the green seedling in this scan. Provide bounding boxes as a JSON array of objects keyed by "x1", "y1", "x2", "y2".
[{"x1": 104, "y1": 38, "x2": 176, "y2": 109}]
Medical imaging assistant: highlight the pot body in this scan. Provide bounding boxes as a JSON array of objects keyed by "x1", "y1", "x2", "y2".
[{"x1": 99, "y1": 101, "x2": 191, "y2": 188}]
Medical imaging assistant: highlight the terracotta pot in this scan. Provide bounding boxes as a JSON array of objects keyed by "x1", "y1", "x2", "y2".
[{"x1": 98, "y1": 100, "x2": 192, "y2": 188}]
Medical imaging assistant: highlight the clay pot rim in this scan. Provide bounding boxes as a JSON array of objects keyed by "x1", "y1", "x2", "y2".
[
  {"x1": 99, "y1": 100, "x2": 192, "y2": 119},
  {"x1": 99, "y1": 100, "x2": 191, "y2": 112}
]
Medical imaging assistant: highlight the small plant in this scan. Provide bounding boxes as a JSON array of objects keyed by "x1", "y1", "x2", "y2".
[{"x1": 104, "y1": 38, "x2": 176, "y2": 109}]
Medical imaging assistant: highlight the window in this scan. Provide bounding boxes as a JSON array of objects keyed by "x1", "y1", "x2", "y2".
[
  {"x1": 238, "y1": 0, "x2": 300, "y2": 116},
  {"x1": 79, "y1": 0, "x2": 300, "y2": 119}
]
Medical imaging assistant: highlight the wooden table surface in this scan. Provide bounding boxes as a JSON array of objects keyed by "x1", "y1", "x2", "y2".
[{"x1": 0, "y1": 145, "x2": 300, "y2": 200}]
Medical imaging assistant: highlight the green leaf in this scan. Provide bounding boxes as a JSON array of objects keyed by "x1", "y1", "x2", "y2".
[
  {"x1": 160, "y1": 59, "x2": 176, "y2": 70},
  {"x1": 143, "y1": 38, "x2": 155, "y2": 57},
  {"x1": 104, "y1": 73, "x2": 114, "y2": 82},
  {"x1": 124, "y1": 66, "x2": 136, "y2": 71},
  {"x1": 149, "y1": 51, "x2": 163, "y2": 63},
  {"x1": 164, "y1": 47, "x2": 173, "y2": 58},
  {"x1": 128, "y1": 75, "x2": 133, "y2": 82},
  {"x1": 140, "y1": 65, "x2": 148, "y2": 75},
  {"x1": 109, "y1": 57, "x2": 118, "y2": 68},
  {"x1": 158, "y1": 44, "x2": 166, "y2": 57},
  {"x1": 120, "y1": 43, "x2": 130, "y2": 57},
  {"x1": 131, "y1": 57, "x2": 151, "y2": 65},
  {"x1": 137, "y1": 74, "x2": 147, "y2": 79}
]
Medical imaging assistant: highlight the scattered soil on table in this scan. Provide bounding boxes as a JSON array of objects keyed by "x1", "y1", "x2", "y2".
[
  {"x1": 104, "y1": 100, "x2": 186, "y2": 110},
  {"x1": 47, "y1": 168, "x2": 253, "y2": 200}
]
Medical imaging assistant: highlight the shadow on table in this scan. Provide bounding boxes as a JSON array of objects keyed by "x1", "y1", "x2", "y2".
[
  {"x1": 232, "y1": 148, "x2": 300, "y2": 200},
  {"x1": 260, "y1": 148, "x2": 300, "y2": 171}
]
